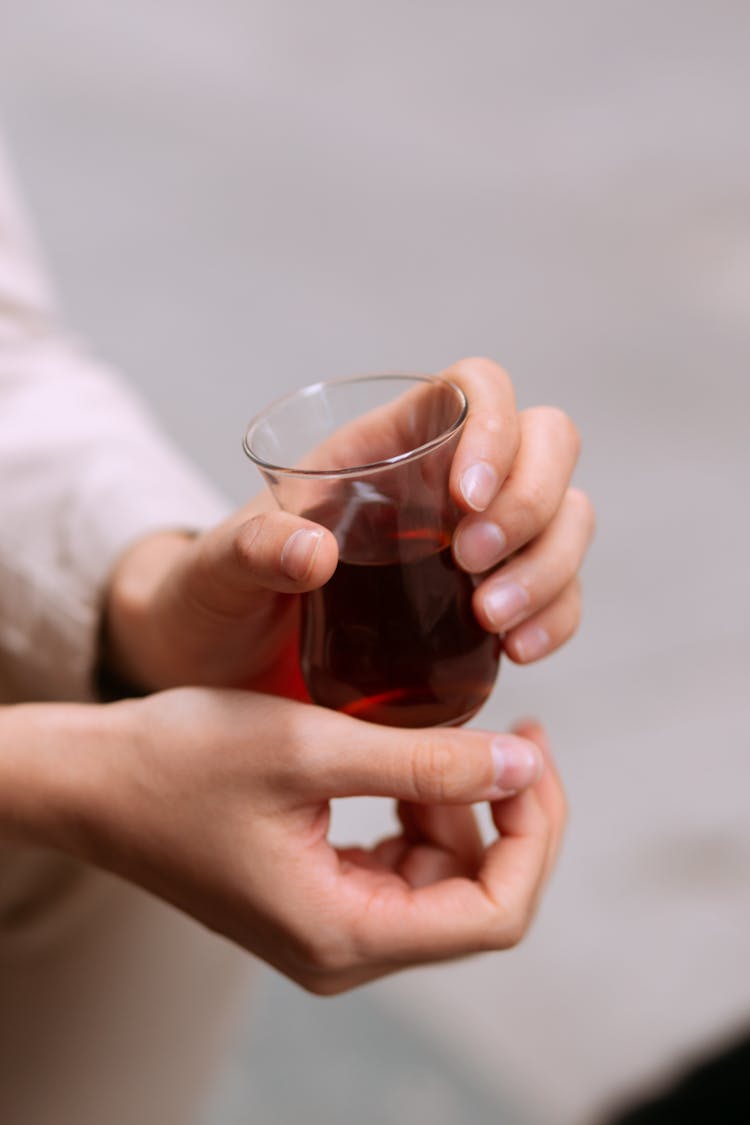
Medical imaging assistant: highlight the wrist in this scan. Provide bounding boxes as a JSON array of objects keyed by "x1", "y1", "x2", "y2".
[
  {"x1": 99, "y1": 531, "x2": 195, "y2": 693},
  {"x1": 0, "y1": 701, "x2": 126, "y2": 859}
]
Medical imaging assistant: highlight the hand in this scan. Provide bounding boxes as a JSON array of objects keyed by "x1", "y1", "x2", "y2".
[
  {"x1": 447, "y1": 358, "x2": 596, "y2": 665},
  {"x1": 67, "y1": 691, "x2": 565, "y2": 993},
  {"x1": 101, "y1": 357, "x2": 593, "y2": 693}
]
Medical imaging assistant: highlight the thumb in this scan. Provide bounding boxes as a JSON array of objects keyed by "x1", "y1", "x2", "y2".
[
  {"x1": 187, "y1": 510, "x2": 339, "y2": 614},
  {"x1": 301, "y1": 711, "x2": 545, "y2": 804}
]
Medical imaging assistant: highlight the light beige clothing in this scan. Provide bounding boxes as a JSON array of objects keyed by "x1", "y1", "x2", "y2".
[
  {"x1": 0, "y1": 141, "x2": 249, "y2": 1125},
  {"x1": 0, "y1": 139, "x2": 229, "y2": 704}
]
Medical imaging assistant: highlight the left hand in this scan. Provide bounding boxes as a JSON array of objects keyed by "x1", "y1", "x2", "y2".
[
  {"x1": 101, "y1": 357, "x2": 593, "y2": 693},
  {"x1": 447, "y1": 357, "x2": 596, "y2": 665}
]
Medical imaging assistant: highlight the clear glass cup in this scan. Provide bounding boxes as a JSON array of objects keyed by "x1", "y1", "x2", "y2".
[{"x1": 243, "y1": 374, "x2": 501, "y2": 727}]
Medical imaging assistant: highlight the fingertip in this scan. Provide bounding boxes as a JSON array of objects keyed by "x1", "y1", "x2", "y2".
[
  {"x1": 281, "y1": 524, "x2": 339, "y2": 587},
  {"x1": 443, "y1": 357, "x2": 520, "y2": 514},
  {"x1": 443, "y1": 355, "x2": 512, "y2": 386},
  {"x1": 280, "y1": 527, "x2": 323, "y2": 581},
  {"x1": 304, "y1": 526, "x2": 339, "y2": 587},
  {"x1": 231, "y1": 510, "x2": 338, "y2": 593},
  {"x1": 490, "y1": 732, "x2": 544, "y2": 796},
  {"x1": 510, "y1": 724, "x2": 561, "y2": 793},
  {"x1": 504, "y1": 624, "x2": 553, "y2": 664},
  {"x1": 457, "y1": 461, "x2": 500, "y2": 513}
]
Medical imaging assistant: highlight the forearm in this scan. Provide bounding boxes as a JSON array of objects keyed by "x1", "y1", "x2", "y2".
[{"x1": 0, "y1": 702, "x2": 115, "y2": 854}]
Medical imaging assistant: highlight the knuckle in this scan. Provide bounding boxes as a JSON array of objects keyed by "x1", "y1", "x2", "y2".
[
  {"x1": 560, "y1": 612, "x2": 581, "y2": 648},
  {"x1": 233, "y1": 513, "x2": 269, "y2": 565},
  {"x1": 348, "y1": 879, "x2": 404, "y2": 963},
  {"x1": 297, "y1": 974, "x2": 349, "y2": 997},
  {"x1": 530, "y1": 406, "x2": 581, "y2": 459},
  {"x1": 552, "y1": 579, "x2": 583, "y2": 645},
  {"x1": 476, "y1": 911, "x2": 527, "y2": 953},
  {"x1": 559, "y1": 787, "x2": 570, "y2": 829},
  {"x1": 513, "y1": 474, "x2": 553, "y2": 529},
  {"x1": 569, "y1": 577, "x2": 583, "y2": 617},
  {"x1": 551, "y1": 407, "x2": 581, "y2": 458},
  {"x1": 549, "y1": 765, "x2": 570, "y2": 828},
  {"x1": 478, "y1": 881, "x2": 536, "y2": 952},
  {"x1": 411, "y1": 738, "x2": 461, "y2": 802},
  {"x1": 267, "y1": 708, "x2": 324, "y2": 790},
  {"x1": 455, "y1": 355, "x2": 508, "y2": 382},
  {"x1": 567, "y1": 418, "x2": 583, "y2": 460},
  {"x1": 289, "y1": 927, "x2": 352, "y2": 980},
  {"x1": 487, "y1": 891, "x2": 532, "y2": 950},
  {"x1": 565, "y1": 488, "x2": 597, "y2": 541},
  {"x1": 499, "y1": 909, "x2": 530, "y2": 949}
]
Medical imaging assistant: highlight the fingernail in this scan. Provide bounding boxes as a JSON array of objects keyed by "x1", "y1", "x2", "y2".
[
  {"x1": 281, "y1": 528, "x2": 323, "y2": 581},
  {"x1": 512, "y1": 624, "x2": 552, "y2": 663},
  {"x1": 460, "y1": 461, "x2": 499, "y2": 512},
  {"x1": 453, "y1": 519, "x2": 507, "y2": 573},
  {"x1": 483, "y1": 581, "x2": 530, "y2": 630},
  {"x1": 491, "y1": 735, "x2": 543, "y2": 795}
]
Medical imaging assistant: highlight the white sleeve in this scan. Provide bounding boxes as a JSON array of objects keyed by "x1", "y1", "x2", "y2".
[{"x1": 0, "y1": 140, "x2": 231, "y2": 703}]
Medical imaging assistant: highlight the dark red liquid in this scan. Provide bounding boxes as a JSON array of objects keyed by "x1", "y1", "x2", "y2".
[{"x1": 300, "y1": 505, "x2": 501, "y2": 727}]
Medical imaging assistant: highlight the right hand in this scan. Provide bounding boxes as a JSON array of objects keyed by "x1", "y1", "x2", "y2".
[{"x1": 68, "y1": 690, "x2": 566, "y2": 993}]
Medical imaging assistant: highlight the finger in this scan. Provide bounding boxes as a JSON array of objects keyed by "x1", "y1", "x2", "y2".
[
  {"x1": 503, "y1": 579, "x2": 582, "y2": 664},
  {"x1": 397, "y1": 801, "x2": 484, "y2": 869},
  {"x1": 472, "y1": 488, "x2": 595, "y2": 635},
  {"x1": 343, "y1": 787, "x2": 555, "y2": 962},
  {"x1": 346, "y1": 729, "x2": 562, "y2": 886},
  {"x1": 290, "y1": 709, "x2": 544, "y2": 804},
  {"x1": 507, "y1": 721, "x2": 567, "y2": 890},
  {"x1": 337, "y1": 835, "x2": 476, "y2": 886},
  {"x1": 441, "y1": 357, "x2": 520, "y2": 513},
  {"x1": 346, "y1": 806, "x2": 484, "y2": 887},
  {"x1": 484, "y1": 730, "x2": 565, "y2": 931},
  {"x1": 183, "y1": 510, "x2": 340, "y2": 617},
  {"x1": 397, "y1": 845, "x2": 473, "y2": 889},
  {"x1": 336, "y1": 845, "x2": 396, "y2": 875},
  {"x1": 372, "y1": 835, "x2": 411, "y2": 870},
  {"x1": 296, "y1": 724, "x2": 564, "y2": 991},
  {"x1": 453, "y1": 406, "x2": 581, "y2": 574},
  {"x1": 367, "y1": 836, "x2": 473, "y2": 891}
]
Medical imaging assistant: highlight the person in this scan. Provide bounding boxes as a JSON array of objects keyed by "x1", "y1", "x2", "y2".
[{"x1": 0, "y1": 137, "x2": 594, "y2": 1124}]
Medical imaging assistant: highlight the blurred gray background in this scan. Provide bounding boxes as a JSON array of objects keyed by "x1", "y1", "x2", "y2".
[{"x1": 2, "y1": 2, "x2": 749, "y2": 1122}]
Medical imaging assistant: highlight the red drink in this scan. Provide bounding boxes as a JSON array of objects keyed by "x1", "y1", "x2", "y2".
[{"x1": 300, "y1": 503, "x2": 501, "y2": 727}]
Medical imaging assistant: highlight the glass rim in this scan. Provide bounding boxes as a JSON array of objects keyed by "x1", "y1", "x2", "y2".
[{"x1": 242, "y1": 373, "x2": 468, "y2": 479}]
